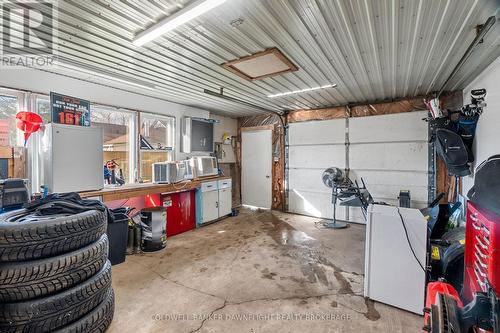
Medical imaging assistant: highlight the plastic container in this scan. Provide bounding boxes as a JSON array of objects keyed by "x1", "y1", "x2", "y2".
[{"x1": 107, "y1": 212, "x2": 129, "y2": 265}]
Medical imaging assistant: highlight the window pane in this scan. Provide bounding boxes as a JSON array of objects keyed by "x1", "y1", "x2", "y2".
[
  {"x1": 0, "y1": 95, "x2": 19, "y2": 147},
  {"x1": 36, "y1": 98, "x2": 51, "y2": 123},
  {"x1": 140, "y1": 151, "x2": 170, "y2": 183},
  {"x1": 91, "y1": 108, "x2": 133, "y2": 184},
  {"x1": 140, "y1": 114, "x2": 174, "y2": 150},
  {"x1": 140, "y1": 114, "x2": 175, "y2": 182}
]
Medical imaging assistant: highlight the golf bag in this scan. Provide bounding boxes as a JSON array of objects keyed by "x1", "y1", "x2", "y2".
[
  {"x1": 429, "y1": 89, "x2": 486, "y2": 177},
  {"x1": 435, "y1": 129, "x2": 471, "y2": 177},
  {"x1": 457, "y1": 114, "x2": 480, "y2": 162}
]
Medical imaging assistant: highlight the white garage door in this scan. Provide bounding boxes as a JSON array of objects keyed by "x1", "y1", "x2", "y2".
[{"x1": 287, "y1": 111, "x2": 429, "y2": 223}]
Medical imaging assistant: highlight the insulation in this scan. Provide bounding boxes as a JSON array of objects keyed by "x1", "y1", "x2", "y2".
[
  {"x1": 350, "y1": 98, "x2": 427, "y2": 117},
  {"x1": 287, "y1": 107, "x2": 347, "y2": 123}
]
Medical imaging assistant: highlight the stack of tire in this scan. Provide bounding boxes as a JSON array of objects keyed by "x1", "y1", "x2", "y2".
[{"x1": 0, "y1": 208, "x2": 115, "y2": 333}]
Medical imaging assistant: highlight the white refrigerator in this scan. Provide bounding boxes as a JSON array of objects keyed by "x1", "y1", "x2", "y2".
[
  {"x1": 42, "y1": 123, "x2": 103, "y2": 193},
  {"x1": 364, "y1": 204, "x2": 427, "y2": 314}
]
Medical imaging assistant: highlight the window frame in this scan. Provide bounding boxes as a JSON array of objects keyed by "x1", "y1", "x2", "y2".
[
  {"x1": 137, "y1": 112, "x2": 176, "y2": 182},
  {"x1": 91, "y1": 104, "x2": 137, "y2": 184},
  {"x1": 0, "y1": 86, "x2": 178, "y2": 190}
]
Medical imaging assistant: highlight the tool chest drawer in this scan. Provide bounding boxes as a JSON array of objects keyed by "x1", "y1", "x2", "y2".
[{"x1": 464, "y1": 202, "x2": 500, "y2": 301}]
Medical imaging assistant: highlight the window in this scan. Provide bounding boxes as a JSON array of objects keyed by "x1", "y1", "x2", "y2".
[
  {"x1": 28, "y1": 95, "x2": 53, "y2": 191},
  {"x1": 0, "y1": 90, "x2": 27, "y2": 181},
  {"x1": 91, "y1": 107, "x2": 135, "y2": 184},
  {"x1": 0, "y1": 87, "x2": 178, "y2": 189},
  {"x1": 140, "y1": 113, "x2": 175, "y2": 182},
  {"x1": 36, "y1": 97, "x2": 51, "y2": 123},
  {"x1": 0, "y1": 93, "x2": 23, "y2": 147}
]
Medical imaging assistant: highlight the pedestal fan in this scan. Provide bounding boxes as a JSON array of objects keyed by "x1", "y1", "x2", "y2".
[
  {"x1": 320, "y1": 167, "x2": 373, "y2": 229},
  {"x1": 320, "y1": 167, "x2": 349, "y2": 229}
]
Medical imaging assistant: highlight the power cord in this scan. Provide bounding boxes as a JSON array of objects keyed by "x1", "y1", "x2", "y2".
[{"x1": 396, "y1": 207, "x2": 426, "y2": 272}]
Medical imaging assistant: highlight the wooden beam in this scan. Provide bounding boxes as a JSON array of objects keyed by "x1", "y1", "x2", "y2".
[{"x1": 240, "y1": 125, "x2": 274, "y2": 132}]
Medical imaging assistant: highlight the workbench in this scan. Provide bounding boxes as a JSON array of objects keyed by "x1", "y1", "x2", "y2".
[{"x1": 79, "y1": 176, "x2": 230, "y2": 202}]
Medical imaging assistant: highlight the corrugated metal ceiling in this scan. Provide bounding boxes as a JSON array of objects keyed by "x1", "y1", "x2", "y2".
[{"x1": 5, "y1": 0, "x2": 500, "y2": 117}]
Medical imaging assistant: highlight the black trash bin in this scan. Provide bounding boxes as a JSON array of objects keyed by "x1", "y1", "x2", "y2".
[{"x1": 107, "y1": 210, "x2": 129, "y2": 265}]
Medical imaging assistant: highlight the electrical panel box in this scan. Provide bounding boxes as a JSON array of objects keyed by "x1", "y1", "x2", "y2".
[{"x1": 42, "y1": 123, "x2": 103, "y2": 193}]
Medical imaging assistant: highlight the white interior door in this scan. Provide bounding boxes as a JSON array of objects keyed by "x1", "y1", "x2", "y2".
[{"x1": 242, "y1": 129, "x2": 272, "y2": 209}]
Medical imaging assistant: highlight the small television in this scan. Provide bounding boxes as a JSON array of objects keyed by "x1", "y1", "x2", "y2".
[{"x1": 181, "y1": 117, "x2": 215, "y2": 153}]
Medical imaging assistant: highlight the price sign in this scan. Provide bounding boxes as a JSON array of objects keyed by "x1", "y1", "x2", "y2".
[{"x1": 50, "y1": 92, "x2": 91, "y2": 126}]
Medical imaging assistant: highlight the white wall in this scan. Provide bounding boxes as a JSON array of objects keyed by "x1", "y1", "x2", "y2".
[
  {"x1": 462, "y1": 56, "x2": 500, "y2": 195},
  {"x1": 211, "y1": 114, "x2": 237, "y2": 163},
  {"x1": 0, "y1": 68, "x2": 210, "y2": 160}
]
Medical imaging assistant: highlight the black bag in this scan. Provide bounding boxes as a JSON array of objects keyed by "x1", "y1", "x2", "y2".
[
  {"x1": 467, "y1": 155, "x2": 500, "y2": 216},
  {"x1": 435, "y1": 129, "x2": 471, "y2": 177},
  {"x1": 429, "y1": 116, "x2": 458, "y2": 143},
  {"x1": 458, "y1": 114, "x2": 480, "y2": 162}
]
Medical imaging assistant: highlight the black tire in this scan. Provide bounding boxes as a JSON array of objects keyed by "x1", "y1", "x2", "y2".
[
  {"x1": 442, "y1": 227, "x2": 466, "y2": 243},
  {"x1": 0, "y1": 234, "x2": 108, "y2": 302},
  {"x1": 0, "y1": 260, "x2": 112, "y2": 333},
  {"x1": 54, "y1": 288, "x2": 115, "y2": 333},
  {"x1": 0, "y1": 209, "x2": 107, "y2": 262},
  {"x1": 442, "y1": 242, "x2": 465, "y2": 294}
]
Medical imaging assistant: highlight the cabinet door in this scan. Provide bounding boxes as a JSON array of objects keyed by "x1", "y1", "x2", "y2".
[
  {"x1": 178, "y1": 190, "x2": 196, "y2": 233},
  {"x1": 202, "y1": 191, "x2": 219, "y2": 223},
  {"x1": 218, "y1": 188, "x2": 232, "y2": 217},
  {"x1": 163, "y1": 193, "x2": 180, "y2": 237}
]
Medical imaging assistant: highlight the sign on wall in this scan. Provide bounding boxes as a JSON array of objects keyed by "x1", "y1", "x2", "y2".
[{"x1": 50, "y1": 92, "x2": 90, "y2": 126}]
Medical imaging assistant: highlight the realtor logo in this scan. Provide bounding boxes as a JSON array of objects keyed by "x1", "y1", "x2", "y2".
[{"x1": 0, "y1": 0, "x2": 57, "y2": 68}]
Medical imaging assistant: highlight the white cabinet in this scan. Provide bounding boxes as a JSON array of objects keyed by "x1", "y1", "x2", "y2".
[
  {"x1": 200, "y1": 178, "x2": 232, "y2": 225},
  {"x1": 202, "y1": 190, "x2": 219, "y2": 223},
  {"x1": 201, "y1": 181, "x2": 219, "y2": 224},
  {"x1": 218, "y1": 188, "x2": 232, "y2": 217}
]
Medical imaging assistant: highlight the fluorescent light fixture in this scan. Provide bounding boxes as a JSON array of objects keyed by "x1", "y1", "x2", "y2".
[
  {"x1": 133, "y1": 0, "x2": 228, "y2": 46},
  {"x1": 267, "y1": 84, "x2": 337, "y2": 98},
  {"x1": 56, "y1": 60, "x2": 157, "y2": 91}
]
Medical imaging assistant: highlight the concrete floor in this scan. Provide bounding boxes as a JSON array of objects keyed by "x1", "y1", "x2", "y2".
[{"x1": 108, "y1": 209, "x2": 421, "y2": 333}]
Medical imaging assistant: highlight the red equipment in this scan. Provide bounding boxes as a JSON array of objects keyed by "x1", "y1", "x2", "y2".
[
  {"x1": 464, "y1": 202, "x2": 500, "y2": 302},
  {"x1": 424, "y1": 282, "x2": 463, "y2": 331},
  {"x1": 15, "y1": 112, "x2": 43, "y2": 146},
  {"x1": 161, "y1": 191, "x2": 196, "y2": 237},
  {"x1": 424, "y1": 202, "x2": 500, "y2": 333}
]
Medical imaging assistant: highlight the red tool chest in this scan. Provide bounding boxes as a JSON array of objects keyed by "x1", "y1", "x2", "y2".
[
  {"x1": 161, "y1": 190, "x2": 196, "y2": 237},
  {"x1": 463, "y1": 201, "x2": 500, "y2": 302}
]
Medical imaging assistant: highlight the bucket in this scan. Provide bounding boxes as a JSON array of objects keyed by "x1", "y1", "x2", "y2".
[{"x1": 140, "y1": 207, "x2": 167, "y2": 252}]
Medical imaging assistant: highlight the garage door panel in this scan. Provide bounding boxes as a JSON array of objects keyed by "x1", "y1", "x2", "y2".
[
  {"x1": 350, "y1": 170, "x2": 428, "y2": 187},
  {"x1": 349, "y1": 111, "x2": 428, "y2": 143},
  {"x1": 289, "y1": 145, "x2": 345, "y2": 169},
  {"x1": 289, "y1": 119, "x2": 345, "y2": 145},
  {"x1": 288, "y1": 169, "x2": 332, "y2": 193},
  {"x1": 288, "y1": 112, "x2": 429, "y2": 221},
  {"x1": 350, "y1": 142, "x2": 427, "y2": 171},
  {"x1": 289, "y1": 190, "x2": 366, "y2": 223},
  {"x1": 363, "y1": 184, "x2": 428, "y2": 203}
]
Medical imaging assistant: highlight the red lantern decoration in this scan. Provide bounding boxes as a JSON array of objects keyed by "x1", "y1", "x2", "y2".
[{"x1": 16, "y1": 111, "x2": 43, "y2": 146}]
